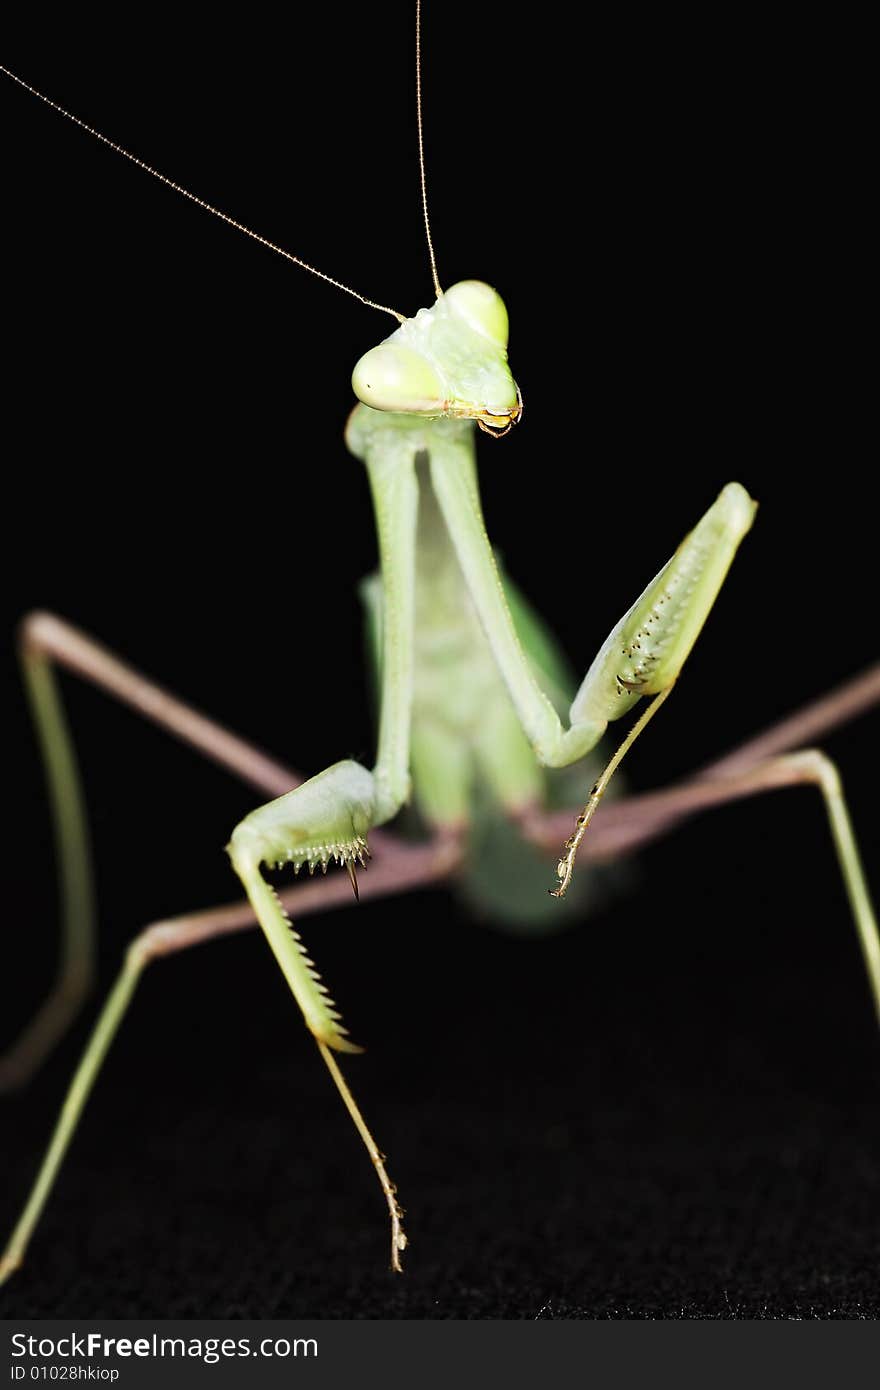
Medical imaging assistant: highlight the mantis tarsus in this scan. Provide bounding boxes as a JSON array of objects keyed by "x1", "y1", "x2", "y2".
[{"x1": 2, "y1": 9, "x2": 878, "y2": 1301}]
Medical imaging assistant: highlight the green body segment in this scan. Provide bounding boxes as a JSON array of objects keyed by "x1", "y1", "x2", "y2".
[
  {"x1": 228, "y1": 283, "x2": 760, "y2": 1050},
  {"x1": 348, "y1": 407, "x2": 555, "y2": 829}
]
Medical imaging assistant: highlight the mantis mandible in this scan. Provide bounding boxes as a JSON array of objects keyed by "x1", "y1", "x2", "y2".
[{"x1": 2, "y1": 7, "x2": 879, "y2": 1290}]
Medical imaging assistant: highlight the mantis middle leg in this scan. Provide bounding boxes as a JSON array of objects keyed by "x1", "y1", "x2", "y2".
[
  {"x1": 1, "y1": 610, "x2": 308, "y2": 1091},
  {"x1": 532, "y1": 662, "x2": 880, "y2": 863},
  {"x1": 527, "y1": 746, "x2": 880, "y2": 1023},
  {"x1": 3, "y1": 611, "x2": 420, "y2": 1089}
]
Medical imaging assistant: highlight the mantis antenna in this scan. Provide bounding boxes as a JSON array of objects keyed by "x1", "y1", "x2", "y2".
[
  {"x1": 416, "y1": 0, "x2": 442, "y2": 298},
  {"x1": 0, "y1": 63, "x2": 406, "y2": 323}
]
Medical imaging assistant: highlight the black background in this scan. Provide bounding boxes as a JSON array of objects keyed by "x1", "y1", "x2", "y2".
[{"x1": 2, "y1": 7, "x2": 878, "y2": 1318}]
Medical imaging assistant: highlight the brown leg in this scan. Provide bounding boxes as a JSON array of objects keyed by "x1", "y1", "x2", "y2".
[
  {"x1": 525, "y1": 749, "x2": 879, "y2": 1024},
  {"x1": 19, "y1": 610, "x2": 303, "y2": 796},
  {"x1": 696, "y1": 663, "x2": 880, "y2": 781},
  {"x1": 525, "y1": 662, "x2": 880, "y2": 860}
]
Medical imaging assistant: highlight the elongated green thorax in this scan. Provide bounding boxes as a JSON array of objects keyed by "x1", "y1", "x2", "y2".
[{"x1": 352, "y1": 280, "x2": 521, "y2": 434}]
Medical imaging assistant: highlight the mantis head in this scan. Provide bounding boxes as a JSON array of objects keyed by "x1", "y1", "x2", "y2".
[{"x1": 352, "y1": 281, "x2": 522, "y2": 436}]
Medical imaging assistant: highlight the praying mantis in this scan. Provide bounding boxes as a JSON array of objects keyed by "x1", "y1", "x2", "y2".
[{"x1": 1, "y1": 5, "x2": 878, "y2": 1306}]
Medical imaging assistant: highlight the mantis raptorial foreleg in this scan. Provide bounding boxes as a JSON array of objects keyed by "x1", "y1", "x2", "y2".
[
  {"x1": 223, "y1": 434, "x2": 423, "y2": 1270},
  {"x1": 4, "y1": 656, "x2": 456, "y2": 1285},
  {"x1": 228, "y1": 770, "x2": 413, "y2": 1270},
  {"x1": 423, "y1": 425, "x2": 877, "y2": 1003},
  {"x1": 3, "y1": 541, "x2": 434, "y2": 1276},
  {"x1": 425, "y1": 427, "x2": 757, "y2": 862}
]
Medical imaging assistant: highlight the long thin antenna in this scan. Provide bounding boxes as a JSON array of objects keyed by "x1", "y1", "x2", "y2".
[
  {"x1": 415, "y1": 0, "x2": 442, "y2": 298},
  {"x1": 0, "y1": 64, "x2": 405, "y2": 323}
]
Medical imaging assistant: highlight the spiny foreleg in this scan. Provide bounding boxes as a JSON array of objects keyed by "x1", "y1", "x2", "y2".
[
  {"x1": 551, "y1": 484, "x2": 758, "y2": 892},
  {"x1": 428, "y1": 428, "x2": 758, "y2": 890},
  {"x1": 227, "y1": 759, "x2": 408, "y2": 1271}
]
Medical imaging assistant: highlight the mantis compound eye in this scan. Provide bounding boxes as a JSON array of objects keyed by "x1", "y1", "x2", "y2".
[
  {"x1": 351, "y1": 343, "x2": 446, "y2": 415},
  {"x1": 444, "y1": 280, "x2": 509, "y2": 349}
]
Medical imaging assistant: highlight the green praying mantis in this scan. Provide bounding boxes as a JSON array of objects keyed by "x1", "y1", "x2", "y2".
[{"x1": 2, "y1": 8, "x2": 879, "y2": 1287}]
